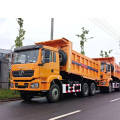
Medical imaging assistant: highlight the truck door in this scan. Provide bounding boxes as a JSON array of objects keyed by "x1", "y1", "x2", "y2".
[
  {"x1": 105, "y1": 64, "x2": 111, "y2": 79},
  {"x1": 39, "y1": 49, "x2": 59, "y2": 79}
]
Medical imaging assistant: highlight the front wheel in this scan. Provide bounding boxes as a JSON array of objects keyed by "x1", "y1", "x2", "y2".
[
  {"x1": 106, "y1": 83, "x2": 112, "y2": 93},
  {"x1": 46, "y1": 84, "x2": 60, "y2": 103}
]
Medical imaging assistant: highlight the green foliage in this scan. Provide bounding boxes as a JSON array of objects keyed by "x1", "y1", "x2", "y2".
[
  {"x1": 100, "y1": 49, "x2": 113, "y2": 57},
  {"x1": 76, "y1": 27, "x2": 93, "y2": 55},
  {"x1": 0, "y1": 89, "x2": 20, "y2": 99},
  {"x1": 15, "y1": 18, "x2": 26, "y2": 47}
]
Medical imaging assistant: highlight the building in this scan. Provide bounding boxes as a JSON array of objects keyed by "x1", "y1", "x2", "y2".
[
  {"x1": 0, "y1": 48, "x2": 12, "y2": 71},
  {"x1": 0, "y1": 48, "x2": 12, "y2": 59}
]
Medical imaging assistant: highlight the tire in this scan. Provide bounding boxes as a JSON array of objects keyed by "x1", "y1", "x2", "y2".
[
  {"x1": 77, "y1": 82, "x2": 89, "y2": 97},
  {"x1": 89, "y1": 82, "x2": 96, "y2": 96},
  {"x1": 59, "y1": 50, "x2": 67, "y2": 66},
  {"x1": 20, "y1": 92, "x2": 33, "y2": 101},
  {"x1": 46, "y1": 84, "x2": 60, "y2": 103},
  {"x1": 106, "y1": 83, "x2": 112, "y2": 93}
]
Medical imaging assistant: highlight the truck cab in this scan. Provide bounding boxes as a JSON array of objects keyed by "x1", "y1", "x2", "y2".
[
  {"x1": 10, "y1": 44, "x2": 62, "y2": 102},
  {"x1": 100, "y1": 62, "x2": 111, "y2": 81},
  {"x1": 93, "y1": 57, "x2": 120, "y2": 93}
]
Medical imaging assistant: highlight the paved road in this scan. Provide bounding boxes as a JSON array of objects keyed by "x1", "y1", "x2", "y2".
[{"x1": 1, "y1": 91, "x2": 120, "y2": 120}]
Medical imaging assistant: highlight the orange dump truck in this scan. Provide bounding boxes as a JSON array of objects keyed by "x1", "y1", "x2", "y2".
[
  {"x1": 93, "y1": 57, "x2": 120, "y2": 92},
  {"x1": 10, "y1": 38, "x2": 119, "y2": 102}
]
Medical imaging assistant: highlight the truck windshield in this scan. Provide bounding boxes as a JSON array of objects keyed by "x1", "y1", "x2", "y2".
[
  {"x1": 13, "y1": 49, "x2": 39, "y2": 64},
  {"x1": 101, "y1": 63, "x2": 105, "y2": 71}
]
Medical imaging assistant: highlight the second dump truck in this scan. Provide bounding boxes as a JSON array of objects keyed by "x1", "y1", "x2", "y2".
[{"x1": 10, "y1": 38, "x2": 120, "y2": 102}]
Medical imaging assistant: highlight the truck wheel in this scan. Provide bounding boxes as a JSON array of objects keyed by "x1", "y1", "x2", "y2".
[
  {"x1": 89, "y1": 82, "x2": 96, "y2": 96},
  {"x1": 106, "y1": 83, "x2": 112, "y2": 93},
  {"x1": 20, "y1": 92, "x2": 33, "y2": 101},
  {"x1": 77, "y1": 82, "x2": 89, "y2": 97},
  {"x1": 46, "y1": 84, "x2": 60, "y2": 103},
  {"x1": 59, "y1": 50, "x2": 67, "y2": 66}
]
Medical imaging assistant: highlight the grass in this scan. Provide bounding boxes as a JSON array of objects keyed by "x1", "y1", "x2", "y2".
[{"x1": 0, "y1": 89, "x2": 20, "y2": 99}]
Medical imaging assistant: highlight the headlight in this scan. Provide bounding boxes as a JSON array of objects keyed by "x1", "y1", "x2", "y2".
[
  {"x1": 31, "y1": 83, "x2": 39, "y2": 88},
  {"x1": 101, "y1": 82, "x2": 106, "y2": 85},
  {"x1": 10, "y1": 83, "x2": 14, "y2": 88}
]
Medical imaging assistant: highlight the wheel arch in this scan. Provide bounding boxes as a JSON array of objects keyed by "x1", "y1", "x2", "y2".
[{"x1": 50, "y1": 79, "x2": 62, "y2": 91}]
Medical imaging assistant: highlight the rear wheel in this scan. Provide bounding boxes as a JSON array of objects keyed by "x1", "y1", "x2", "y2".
[
  {"x1": 89, "y1": 82, "x2": 96, "y2": 96},
  {"x1": 77, "y1": 82, "x2": 89, "y2": 97},
  {"x1": 20, "y1": 92, "x2": 33, "y2": 101},
  {"x1": 46, "y1": 84, "x2": 60, "y2": 103}
]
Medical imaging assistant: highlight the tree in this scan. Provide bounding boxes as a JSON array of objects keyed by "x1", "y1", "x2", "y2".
[
  {"x1": 76, "y1": 27, "x2": 93, "y2": 55},
  {"x1": 100, "y1": 49, "x2": 113, "y2": 57},
  {"x1": 15, "y1": 18, "x2": 26, "y2": 47}
]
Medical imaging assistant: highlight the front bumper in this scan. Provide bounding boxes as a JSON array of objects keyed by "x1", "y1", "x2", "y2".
[{"x1": 10, "y1": 79, "x2": 50, "y2": 91}]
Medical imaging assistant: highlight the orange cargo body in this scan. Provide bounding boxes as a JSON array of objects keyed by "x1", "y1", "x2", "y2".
[
  {"x1": 36, "y1": 38, "x2": 100, "y2": 81},
  {"x1": 93, "y1": 57, "x2": 120, "y2": 79}
]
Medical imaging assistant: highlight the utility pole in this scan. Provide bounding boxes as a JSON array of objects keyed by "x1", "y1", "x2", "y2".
[
  {"x1": 50, "y1": 18, "x2": 54, "y2": 40},
  {"x1": 119, "y1": 40, "x2": 120, "y2": 49}
]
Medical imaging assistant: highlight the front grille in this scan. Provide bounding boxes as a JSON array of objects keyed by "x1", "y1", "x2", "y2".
[
  {"x1": 15, "y1": 83, "x2": 28, "y2": 88},
  {"x1": 12, "y1": 70, "x2": 34, "y2": 77},
  {"x1": 14, "y1": 80, "x2": 33, "y2": 82}
]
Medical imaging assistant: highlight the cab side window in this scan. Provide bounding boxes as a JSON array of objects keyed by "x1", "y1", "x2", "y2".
[
  {"x1": 106, "y1": 64, "x2": 110, "y2": 72},
  {"x1": 50, "y1": 52, "x2": 52, "y2": 62},
  {"x1": 53, "y1": 52, "x2": 56, "y2": 62}
]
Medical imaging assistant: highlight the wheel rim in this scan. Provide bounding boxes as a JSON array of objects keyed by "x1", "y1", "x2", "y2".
[
  {"x1": 83, "y1": 84, "x2": 88, "y2": 95},
  {"x1": 52, "y1": 88, "x2": 59, "y2": 100}
]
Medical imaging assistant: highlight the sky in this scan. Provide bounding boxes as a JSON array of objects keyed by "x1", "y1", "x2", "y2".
[{"x1": 0, "y1": 0, "x2": 120, "y2": 64}]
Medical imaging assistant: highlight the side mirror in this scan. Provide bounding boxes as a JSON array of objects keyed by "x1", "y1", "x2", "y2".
[{"x1": 45, "y1": 49, "x2": 50, "y2": 58}]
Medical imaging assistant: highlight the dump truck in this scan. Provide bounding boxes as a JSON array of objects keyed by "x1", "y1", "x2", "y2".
[
  {"x1": 10, "y1": 38, "x2": 120, "y2": 102},
  {"x1": 93, "y1": 57, "x2": 120, "y2": 92}
]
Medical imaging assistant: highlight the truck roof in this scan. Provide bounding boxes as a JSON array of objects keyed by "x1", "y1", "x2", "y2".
[
  {"x1": 35, "y1": 37, "x2": 70, "y2": 49},
  {"x1": 93, "y1": 57, "x2": 115, "y2": 64}
]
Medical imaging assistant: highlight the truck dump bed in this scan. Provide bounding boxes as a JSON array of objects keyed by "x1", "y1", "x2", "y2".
[
  {"x1": 93, "y1": 57, "x2": 120, "y2": 79},
  {"x1": 36, "y1": 38, "x2": 100, "y2": 81}
]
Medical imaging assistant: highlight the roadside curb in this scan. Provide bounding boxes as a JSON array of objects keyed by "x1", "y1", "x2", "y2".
[{"x1": 0, "y1": 97, "x2": 22, "y2": 103}]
